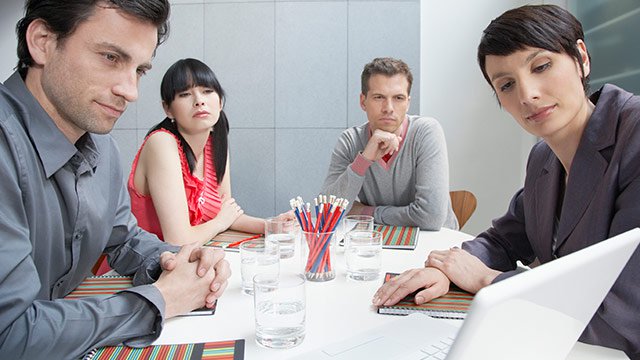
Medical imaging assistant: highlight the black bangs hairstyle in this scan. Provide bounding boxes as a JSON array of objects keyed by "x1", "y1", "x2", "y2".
[
  {"x1": 477, "y1": 4, "x2": 590, "y2": 94},
  {"x1": 149, "y1": 58, "x2": 229, "y2": 184}
]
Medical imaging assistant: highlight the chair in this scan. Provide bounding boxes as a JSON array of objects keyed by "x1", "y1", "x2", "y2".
[{"x1": 449, "y1": 190, "x2": 477, "y2": 229}]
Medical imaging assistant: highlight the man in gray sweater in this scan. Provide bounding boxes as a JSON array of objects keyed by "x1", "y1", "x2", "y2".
[{"x1": 321, "y1": 57, "x2": 458, "y2": 230}]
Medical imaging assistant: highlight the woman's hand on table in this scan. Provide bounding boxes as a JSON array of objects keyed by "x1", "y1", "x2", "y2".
[
  {"x1": 372, "y1": 267, "x2": 450, "y2": 306},
  {"x1": 426, "y1": 247, "x2": 501, "y2": 294},
  {"x1": 217, "y1": 196, "x2": 244, "y2": 230}
]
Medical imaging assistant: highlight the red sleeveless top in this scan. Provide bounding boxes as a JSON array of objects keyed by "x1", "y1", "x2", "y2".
[{"x1": 128, "y1": 129, "x2": 222, "y2": 240}]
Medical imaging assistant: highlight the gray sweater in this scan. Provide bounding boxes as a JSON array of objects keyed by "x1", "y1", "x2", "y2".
[{"x1": 321, "y1": 115, "x2": 458, "y2": 230}]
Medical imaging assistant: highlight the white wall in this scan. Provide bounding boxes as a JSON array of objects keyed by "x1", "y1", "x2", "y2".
[
  {"x1": 0, "y1": 0, "x2": 22, "y2": 81},
  {"x1": 420, "y1": 0, "x2": 539, "y2": 235}
]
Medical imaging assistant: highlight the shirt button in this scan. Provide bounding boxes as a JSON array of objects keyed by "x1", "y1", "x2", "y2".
[{"x1": 73, "y1": 233, "x2": 81, "y2": 240}]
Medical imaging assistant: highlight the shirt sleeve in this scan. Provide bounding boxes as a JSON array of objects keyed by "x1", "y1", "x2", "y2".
[
  {"x1": 461, "y1": 188, "x2": 536, "y2": 281},
  {"x1": 321, "y1": 130, "x2": 370, "y2": 210},
  {"x1": 373, "y1": 119, "x2": 456, "y2": 230},
  {"x1": 0, "y1": 128, "x2": 173, "y2": 359}
]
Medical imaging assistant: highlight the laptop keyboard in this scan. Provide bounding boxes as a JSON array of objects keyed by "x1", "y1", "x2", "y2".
[
  {"x1": 421, "y1": 335, "x2": 454, "y2": 359},
  {"x1": 393, "y1": 335, "x2": 455, "y2": 360}
]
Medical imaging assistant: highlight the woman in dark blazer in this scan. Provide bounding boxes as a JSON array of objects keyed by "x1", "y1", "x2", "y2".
[{"x1": 373, "y1": 5, "x2": 640, "y2": 358}]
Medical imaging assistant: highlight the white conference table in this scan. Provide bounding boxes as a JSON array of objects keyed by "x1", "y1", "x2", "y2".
[{"x1": 152, "y1": 228, "x2": 628, "y2": 359}]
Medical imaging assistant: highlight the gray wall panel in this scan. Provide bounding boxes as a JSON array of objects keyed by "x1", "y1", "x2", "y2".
[
  {"x1": 275, "y1": 0, "x2": 347, "y2": 2},
  {"x1": 172, "y1": 0, "x2": 204, "y2": 4},
  {"x1": 274, "y1": 128, "x2": 345, "y2": 214},
  {"x1": 229, "y1": 129, "x2": 276, "y2": 217},
  {"x1": 111, "y1": 129, "x2": 139, "y2": 174},
  {"x1": 114, "y1": 103, "x2": 137, "y2": 130},
  {"x1": 204, "y1": 3, "x2": 275, "y2": 129},
  {"x1": 275, "y1": 2, "x2": 348, "y2": 128},
  {"x1": 348, "y1": 1, "x2": 421, "y2": 128},
  {"x1": 206, "y1": 0, "x2": 271, "y2": 3}
]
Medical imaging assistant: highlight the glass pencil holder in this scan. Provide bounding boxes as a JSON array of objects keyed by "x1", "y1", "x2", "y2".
[{"x1": 302, "y1": 230, "x2": 336, "y2": 282}]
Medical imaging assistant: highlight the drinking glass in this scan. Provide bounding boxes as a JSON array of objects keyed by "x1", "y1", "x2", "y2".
[
  {"x1": 341, "y1": 215, "x2": 374, "y2": 246},
  {"x1": 345, "y1": 230, "x2": 382, "y2": 281},
  {"x1": 254, "y1": 273, "x2": 306, "y2": 349},
  {"x1": 265, "y1": 217, "x2": 299, "y2": 259},
  {"x1": 240, "y1": 240, "x2": 279, "y2": 295}
]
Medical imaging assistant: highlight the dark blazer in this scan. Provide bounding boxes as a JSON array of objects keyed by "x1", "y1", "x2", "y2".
[{"x1": 463, "y1": 84, "x2": 640, "y2": 359}]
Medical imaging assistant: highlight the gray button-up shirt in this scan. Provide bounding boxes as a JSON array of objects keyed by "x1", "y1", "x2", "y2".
[{"x1": 0, "y1": 72, "x2": 178, "y2": 359}]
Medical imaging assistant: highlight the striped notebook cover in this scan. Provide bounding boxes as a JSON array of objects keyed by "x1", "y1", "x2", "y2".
[
  {"x1": 66, "y1": 275, "x2": 216, "y2": 316},
  {"x1": 377, "y1": 273, "x2": 473, "y2": 319},
  {"x1": 375, "y1": 225, "x2": 419, "y2": 250},
  {"x1": 204, "y1": 230, "x2": 264, "y2": 252},
  {"x1": 85, "y1": 339, "x2": 244, "y2": 360},
  {"x1": 66, "y1": 275, "x2": 133, "y2": 298}
]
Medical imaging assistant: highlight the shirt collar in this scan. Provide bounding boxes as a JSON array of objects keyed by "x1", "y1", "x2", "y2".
[{"x1": 4, "y1": 71, "x2": 99, "y2": 177}]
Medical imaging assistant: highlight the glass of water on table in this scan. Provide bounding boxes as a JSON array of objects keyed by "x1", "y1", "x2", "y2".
[
  {"x1": 345, "y1": 230, "x2": 382, "y2": 281},
  {"x1": 340, "y1": 214, "x2": 374, "y2": 247},
  {"x1": 253, "y1": 273, "x2": 306, "y2": 348},
  {"x1": 265, "y1": 217, "x2": 299, "y2": 259},
  {"x1": 240, "y1": 240, "x2": 279, "y2": 295}
]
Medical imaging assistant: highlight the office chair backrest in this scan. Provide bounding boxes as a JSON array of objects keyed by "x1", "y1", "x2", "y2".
[{"x1": 449, "y1": 190, "x2": 477, "y2": 229}]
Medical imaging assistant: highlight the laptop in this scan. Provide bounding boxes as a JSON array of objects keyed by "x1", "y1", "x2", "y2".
[{"x1": 295, "y1": 228, "x2": 640, "y2": 360}]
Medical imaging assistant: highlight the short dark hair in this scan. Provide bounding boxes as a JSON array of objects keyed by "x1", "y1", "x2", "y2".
[
  {"x1": 16, "y1": 0, "x2": 170, "y2": 77},
  {"x1": 150, "y1": 58, "x2": 229, "y2": 185},
  {"x1": 361, "y1": 57, "x2": 413, "y2": 95},
  {"x1": 477, "y1": 4, "x2": 590, "y2": 93}
]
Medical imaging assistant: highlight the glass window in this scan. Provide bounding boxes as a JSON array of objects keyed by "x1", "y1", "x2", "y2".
[{"x1": 570, "y1": 0, "x2": 640, "y2": 94}]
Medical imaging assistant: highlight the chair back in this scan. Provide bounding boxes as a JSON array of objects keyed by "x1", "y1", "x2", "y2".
[{"x1": 449, "y1": 190, "x2": 477, "y2": 229}]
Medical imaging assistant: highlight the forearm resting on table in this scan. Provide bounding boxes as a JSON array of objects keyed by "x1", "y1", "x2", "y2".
[
  {"x1": 163, "y1": 219, "x2": 228, "y2": 247},
  {"x1": 230, "y1": 214, "x2": 266, "y2": 234}
]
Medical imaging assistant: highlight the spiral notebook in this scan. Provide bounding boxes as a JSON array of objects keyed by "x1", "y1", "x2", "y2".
[
  {"x1": 66, "y1": 275, "x2": 216, "y2": 316},
  {"x1": 204, "y1": 230, "x2": 264, "y2": 252},
  {"x1": 376, "y1": 225, "x2": 419, "y2": 250},
  {"x1": 377, "y1": 273, "x2": 473, "y2": 319},
  {"x1": 84, "y1": 339, "x2": 245, "y2": 360}
]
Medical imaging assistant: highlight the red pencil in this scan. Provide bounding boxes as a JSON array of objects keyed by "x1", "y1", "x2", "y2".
[{"x1": 226, "y1": 234, "x2": 263, "y2": 248}]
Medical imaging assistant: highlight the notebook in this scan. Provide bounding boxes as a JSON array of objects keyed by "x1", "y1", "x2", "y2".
[
  {"x1": 294, "y1": 228, "x2": 640, "y2": 360},
  {"x1": 377, "y1": 273, "x2": 473, "y2": 319},
  {"x1": 377, "y1": 225, "x2": 419, "y2": 250},
  {"x1": 84, "y1": 339, "x2": 245, "y2": 360},
  {"x1": 67, "y1": 275, "x2": 216, "y2": 316},
  {"x1": 204, "y1": 230, "x2": 264, "y2": 252},
  {"x1": 340, "y1": 225, "x2": 419, "y2": 249}
]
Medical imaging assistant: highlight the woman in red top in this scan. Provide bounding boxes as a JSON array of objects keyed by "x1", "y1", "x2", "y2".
[{"x1": 129, "y1": 58, "x2": 264, "y2": 245}]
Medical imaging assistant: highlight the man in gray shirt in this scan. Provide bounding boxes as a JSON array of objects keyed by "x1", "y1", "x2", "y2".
[
  {"x1": 322, "y1": 57, "x2": 458, "y2": 230},
  {"x1": 0, "y1": 1, "x2": 230, "y2": 358}
]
